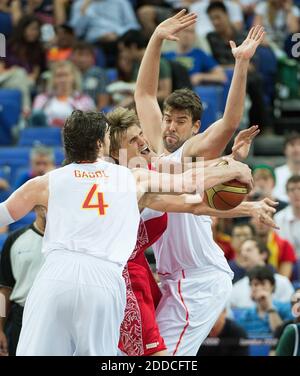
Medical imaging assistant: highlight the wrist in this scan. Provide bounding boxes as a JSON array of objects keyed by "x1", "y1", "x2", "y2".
[
  {"x1": 153, "y1": 29, "x2": 166, "y2": 42},
  {"x1": 242, "y1": 201, "x2": 252, "y2": 216},
  {"x1": 267, "y1": 307, "x2": 277, "y2": 314},
  {"x1": 234, "y1": 58, "x2": 250, "y2": 70}
]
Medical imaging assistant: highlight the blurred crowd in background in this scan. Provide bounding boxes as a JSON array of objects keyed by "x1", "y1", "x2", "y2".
[{"x1": 1, "y1": 0, "x2": 300, "y2": 357}]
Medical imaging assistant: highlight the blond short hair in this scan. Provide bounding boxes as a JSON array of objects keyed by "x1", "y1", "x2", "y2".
[{"x1": 107, "y1": 107, "x2": 140, "y2": 158}]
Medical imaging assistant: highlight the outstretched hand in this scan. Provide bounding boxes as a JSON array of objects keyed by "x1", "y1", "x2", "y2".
[
  {"x1": 154, "y1": 9, "x2": 197, "y2": 42},
  {"x1": 250, "y1": 197, "x2": 279, "y2": 229},
  {"x1": 232, "y1": 125, "x2": 260, "y2": 161},
  {"x1": 230, "y1": 25, "x2": 265, "y2": 60}
]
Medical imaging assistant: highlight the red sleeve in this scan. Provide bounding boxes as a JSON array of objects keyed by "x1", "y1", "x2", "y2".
[{"x1": 279, "y1": 239, "x2": 297, "y2": 264}]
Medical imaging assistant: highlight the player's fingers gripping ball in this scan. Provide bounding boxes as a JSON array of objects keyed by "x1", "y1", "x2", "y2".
[{"x1": 204, "y1": 160, "x2": 249, "y2": 210}]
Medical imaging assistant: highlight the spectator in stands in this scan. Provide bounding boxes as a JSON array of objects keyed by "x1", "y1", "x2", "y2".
[
  {"x1": 236, "y1": 266, "x2": 293, "y2": 337},
  {"x1": 275, "y1": 175, "x2": 300, "y2": 258},
  {"x1": 0, "y1": 170, "x2": 10, "y2": 202},
  {"x1": 136, "y1": 0, "x2": 179, "y2": 38},
  {"x1": 253, "y1": 0, "x2": 300, "y2": 52},
  {"x1": 0, "y1": 177, "x2": 9, "y2": 193},
  {"x1": 274, "y1": 289, "x2": 300, "y2": 348},
  {"x1": 230, "y1": 238, "x2": 294, "y2": 308},
  {"x1": 106, "y1": 49, "x2": 136, "y2": 108},
  {"x1": 0, "y1": 206, "x2": 46, "y2": 356},
  {"x1": 197, "y1": 308, "x2": 249, "y2": 356},
  {"x1": 274, "y1": 132, "x2": 300, "y2": 203},
  {"x1": 47, "y1": 23, "x2": 76, "y2": 63},
  {"x1": 53, "y1": 0, "x2": 72, "y2": 26},
  {"x1": 32, "y1": 61, "x2": 95, "y2": 127},
  {"x1": 251, "y1": 214, "x2": 297, "y2": 279},
  {"x1": 6, "y1": 15, "x2": 46, "y2": 84},
  {"x1": 228, "y1": 222, "x2": 256, "y2": 283},
  {"x1": 190, "y1": 0, "x2": 244, "y2": 37},
  {"x1": 69, "y1": 0, "x2": 140, "y2": 66},
  {"x1": 0, "y1": 0, "x2": 22, "y2": 37},
  {"x1": 22, "y1": 0, "x2": 54, "y2": 24},
  {"x1": 71, "y1": 42, "x2": 109, "y2": 110},
  {"x1": 163, "y1": 23, "x2": 226, "y2": 86},
  {"x1": 118, "y1": 30, "x2": 172, "y2": 102},
  {"x1": 251, "y1": 164, "x2": 288, "y2": 213},
  {"x1": 0, "y1": 226, "x2": 8, "y2": 235},
  {"x1": 206, "y1": 1, "x2": 273, "y2": 129},
  {"x1": 276, "y1": 323, "x2": 300, "y2": 356},
  {"x1": 211, "y1": 216, "x2": 235, "y2": 260},
  {"x1": 235, "y1": 0, "x2": 259, "y2": 27},
  {"x1": 13, "y1": 146, "x2": 55, "y2": 190},
  {"x1": 70, "y1": 0, "x2": 140, "y2": 44},
  {"x1": 0, "y1": 58, "x2": 32, "y2": 115}
]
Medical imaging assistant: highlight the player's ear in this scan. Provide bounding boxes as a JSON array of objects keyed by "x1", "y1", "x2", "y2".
[
  {"x1": 97, "y1": 139, "x2": 104, "y2": 155},
  {"x1": 192, "y1": 120, "x2": 200, "y2": 135},
  {"x1": 110, "y1": 149, "x2": 119, "y2": 161}
]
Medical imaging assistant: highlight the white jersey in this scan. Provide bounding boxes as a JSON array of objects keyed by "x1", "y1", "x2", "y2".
[
  {"x1": 43, "y1": 160, "x2": 140, "y2": 267},
  {"x1": 152, "y1": 144, "x2": 233, "y2": 277}
]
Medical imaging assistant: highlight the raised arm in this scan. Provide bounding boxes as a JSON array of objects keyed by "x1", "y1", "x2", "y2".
[
  {"x1": 134, "y1": 10, "x2": 197, "y2": 154},
  {"x1": 183, "y1": 26, "x2": 265, "y2": 160},
  {"x1": 0, "y1": 175, "x2": 48, "y2": 227}
]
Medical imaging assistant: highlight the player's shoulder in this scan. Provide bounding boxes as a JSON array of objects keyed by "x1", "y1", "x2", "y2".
[{"x1": 104, "y1": 161, "x2": 132, "y2": 175}]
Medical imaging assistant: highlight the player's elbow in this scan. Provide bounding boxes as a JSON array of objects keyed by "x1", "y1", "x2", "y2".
[{"x1": 223, "y1": 118, "x2": 240, "y2": 132}]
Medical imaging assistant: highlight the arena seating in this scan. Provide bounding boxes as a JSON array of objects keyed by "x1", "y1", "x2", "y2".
[
  {"x1": 18, "y1": 127, "x2": 62, "y2": 147},
  {"x1": 0, "y1": 89, "x2": 22, "y2": 146}
]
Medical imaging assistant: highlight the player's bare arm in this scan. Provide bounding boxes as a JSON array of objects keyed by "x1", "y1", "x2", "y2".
[
  {"x1": 0, "y1": 175, "x2": 48, "y2": 226},
  {"x1": 153, "y1": 124, "x2": 259, "y2": 173},
  {"x1": 134, "y1": 10, "x2": 197, "y2": 154},
  {"x1": 183, "y1": 26, "x2": 265, "y2": 159},
  {"x1": 132, "y1": 166, "x2": 205, "y2": 202},
  {"x1": 141, "y1": 195, "x2": 278, "y2": 229},
  {"x1": 139, "y1": 158, "x2": 253, "y2": 209}
]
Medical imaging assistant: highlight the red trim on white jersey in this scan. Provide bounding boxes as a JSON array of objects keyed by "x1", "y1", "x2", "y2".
[{"x1": 173, "y1": 270, "x2": 189, "y2": 356}]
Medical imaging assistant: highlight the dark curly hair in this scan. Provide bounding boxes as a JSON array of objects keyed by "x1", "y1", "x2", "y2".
[
  {"x1": 163, "y1": 88, "x2": 203, "y2": 123},
  {"x1": 63, "y1": 110, "x2": 108, "y2": 164}
]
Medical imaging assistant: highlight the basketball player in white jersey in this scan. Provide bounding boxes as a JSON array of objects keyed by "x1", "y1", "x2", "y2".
[
  {"x1": 0, "y1": 110, "x2": 214, "y2": 356},
  {"x1": 134, "y1": 11, "x2": 267, "y2": 355}
]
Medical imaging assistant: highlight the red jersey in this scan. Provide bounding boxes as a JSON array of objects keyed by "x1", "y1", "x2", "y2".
[{"x1": 119, "y1": 212, "x2": 168, "y2": 356}]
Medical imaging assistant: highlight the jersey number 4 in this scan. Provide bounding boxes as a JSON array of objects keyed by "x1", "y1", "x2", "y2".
[{"x1": 82, "y1": 184, "x2": 109, "y2": 216}]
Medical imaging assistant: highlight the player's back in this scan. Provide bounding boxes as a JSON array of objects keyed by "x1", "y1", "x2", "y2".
[{"x1": 43, "y1": 160, "x2": 140, "y2": 267}]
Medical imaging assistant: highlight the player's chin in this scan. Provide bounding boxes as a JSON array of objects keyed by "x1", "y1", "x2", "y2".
[{"x1": 164, "y1": 139, "x2": 179, "y2": 153}]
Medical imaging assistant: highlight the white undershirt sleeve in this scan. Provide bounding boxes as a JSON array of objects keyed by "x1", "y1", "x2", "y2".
[{"x1": 0, "y1": 203, "x2": 15, "y2": 227}]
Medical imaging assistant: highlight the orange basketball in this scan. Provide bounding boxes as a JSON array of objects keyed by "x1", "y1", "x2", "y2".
[{"x1": 203, "y1": 160, "x2": 249, "y2": 211}]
